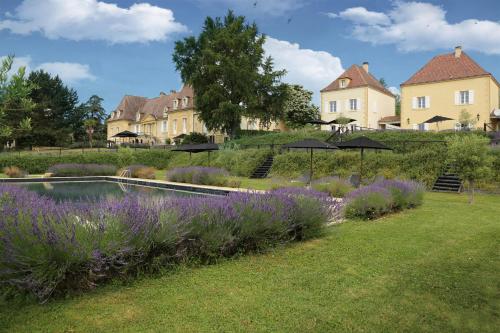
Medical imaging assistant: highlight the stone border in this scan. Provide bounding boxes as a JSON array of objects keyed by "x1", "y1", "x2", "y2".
[{"x1": 0, "y1": 176, "x2": 255, "y2": 196}]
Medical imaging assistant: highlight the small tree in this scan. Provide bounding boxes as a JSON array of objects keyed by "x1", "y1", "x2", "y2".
[
  {"x1": 446, "y1": 134, "x2": 492, "y2": 203},
  {"x1": 458, "y1": 110, "x2": 477, "y2": 130},
  {"x1": 83, "y1": 119, "x2": 97, "y2": 148},
  {"x1": 282, "y1": 84, "x2": 319, "y2": 129}
]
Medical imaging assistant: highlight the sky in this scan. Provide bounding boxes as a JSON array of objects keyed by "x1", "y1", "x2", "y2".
[{"x1": 1, "y1": 0, "x2": 500, "y2": 113}]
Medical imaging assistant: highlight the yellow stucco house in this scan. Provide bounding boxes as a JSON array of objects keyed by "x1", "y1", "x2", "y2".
[
  {"x1": 107, "y1": 86, "x2": 283, "y2": 144},
  {"x1": 320, "y1": 62, "x2": 396, "y2": 130},
  {"x1": 401, "y1": 46, "x2": 500, "y2": 131}
]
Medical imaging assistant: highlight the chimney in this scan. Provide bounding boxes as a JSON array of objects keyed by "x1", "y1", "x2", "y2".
[
  {"x1": 170, "y1": 89, "x2": 176, "y2": 94},
  {"x1": 159, "y1": 91, "x2": 166, "y2": 96},
  {"x1": 454, "y1": 46, "x2": 462, "y2": 58},
  {"x1": 362, "y1": 62, "x2": 369, "y2": 73}
]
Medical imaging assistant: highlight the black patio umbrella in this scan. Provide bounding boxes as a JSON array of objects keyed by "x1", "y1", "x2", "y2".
[
  {"x1": 422, "y1": 115, "x2": 454, "y2": 131},
  {"x1": 112, "y1": 130, "x2": 138, "y2": 144},
  {"x1": 282, "y1": 139, "x2": 338, "y2": 183},
  {"x1": 172, "y1": 143, "x2": 219, "y2": 166},
  {"x1": 335, "y1": 136, "x2": 392, "y2": 182},
  {"x1": 330, "y1": 118, "x2": 356, "y2": 124}
]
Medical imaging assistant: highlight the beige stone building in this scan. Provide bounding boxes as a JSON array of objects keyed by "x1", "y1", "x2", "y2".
[
  {"x1": 400, "y1": 46, "x2": 500, "y2": 131},
  {"x1": 107, "y1": 86, "x2": 283, "y2": 144},
  {"x1": 320, "y1": 62, "x2": 396, "y2": 130}
]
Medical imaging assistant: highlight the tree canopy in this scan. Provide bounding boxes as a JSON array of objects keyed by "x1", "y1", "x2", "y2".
[
  {"x1": 172, "y1": 10, "x2": 286, "y2": 138},
  {"x1": 282, "y1": 84, "x2": 319, "y2": 129}
]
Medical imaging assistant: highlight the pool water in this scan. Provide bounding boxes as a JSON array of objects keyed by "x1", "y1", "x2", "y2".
[{"x1": 15, "y1": 181, "x2": 200, "y2": 202}]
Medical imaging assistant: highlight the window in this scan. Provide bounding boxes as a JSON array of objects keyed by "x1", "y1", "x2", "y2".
[
  {"x1": 117, "y1": 110, "x2": 121, "y2": 118},
  {"x1": 134, "y1": 124, "x2": 140, "y2": 134},
  {"x1": 173, "y1": 99, "x2": 179, "y2": 110},
  {"x1": 173, "y1": 119, "x2": 177, "y2": 134},
  {"x1": 163, "y1": 106, "x2": 168, "y2": 118},
  {"x1": 329, "y1": 101, "x2": 337, "y2": 113},
  {"x1": 349, "y1": 99, "x2": 357, "y2": 111},
  {"x1": 162, "y1": 120, "x2": 167, "y2": 132},
  {"x1": 340, "y1": 80, "x2": 346, "y2": 88},
  {"x1": 460, "y1": 91, "x2": 469, "y2": 104},
  {"x1": 417, "y1": 96, "x2": 426, "y2": 109},
  {"x1": 182, "y1": 97, "x2": 189, "y2": 107},
  {"x1": 182, "y1": 118, "x2": 187, "y2": 133},
  {"x1": 136, "y1": 112, "x2": 141, "y2": 121}
]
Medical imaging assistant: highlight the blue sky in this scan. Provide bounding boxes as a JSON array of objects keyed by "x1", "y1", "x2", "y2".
[{"x1": 1, "y1": 0, "x2": 499, "y2": 113}]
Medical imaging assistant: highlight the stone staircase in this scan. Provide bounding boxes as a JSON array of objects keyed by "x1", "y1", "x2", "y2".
[
  {"x1": 250, "y1": 155, "x2": 274, "y2": 179},
  {"x1": 432, "y1": 166, "x2": 462, "y2": 193}
]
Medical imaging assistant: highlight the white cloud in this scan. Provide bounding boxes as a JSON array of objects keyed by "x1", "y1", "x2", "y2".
[
  {"x1": 329, "y1": 1, "x2": 500, "y2": 55},
  {"x1": 1, "y1": 55, "x2": 95, "y2": 84},
  {"x1": 195, "y1": 0, "x2": 306, "y2": 16},
  {"x1": 264, "y1": 37, "x2": 344, "y2": 102},
  {"x1": 331, "y1": 7, "x2": 390, "y2": 26},
  {"x1": 388, "y1": 86, "x2": 400, "y2": 96},
  {"x1": 0, "y1": 0, "x2": 187, "y2": 43},
  {"x1": 35, "y1": 62, "x2": 96, "y2": 83}
]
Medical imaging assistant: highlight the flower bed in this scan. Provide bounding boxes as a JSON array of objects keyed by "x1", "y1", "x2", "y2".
[
  {"x1": 344, "y1": 179, "x2": 424, "y2": 220},
  {"x1": 0, "y1": 185, "x2": 336, "y2": 301},
  {"x1": 166, "y1": 167, "x2": 229, "y2": 186},
  {"x1": 47, "y1": 163, "x2": 117, "y2": 177}
]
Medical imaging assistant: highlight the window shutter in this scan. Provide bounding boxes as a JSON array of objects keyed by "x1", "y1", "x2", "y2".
[
  {"x1": 357, "y1": 98, "x2": 362, "y2": 110},
  {"x1": 324, "y1": 101, "x2": 329, "y2": 113},
  {"x1": 345, "y1": 100, "x2": 350, "y2": 111},
  {"x1": 412, "y1": 97, "x2": 417, "y2": 109},
  {"x1": 337, "y1": 100, "x2": 341, "y2": 112},
  {"x1": 454, "y1": 91, "x2": 460, "y2": 105},
  {"x1": 425, "y1": 96, "x2": 430, "y2": 108},
  {"x1": 469, "y1": 90, "x2": 474, "y2": 104},
  {"x1": 424, "y1": 123, "x2": 429, "y2": 131}
]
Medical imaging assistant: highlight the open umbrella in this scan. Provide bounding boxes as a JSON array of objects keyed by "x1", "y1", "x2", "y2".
[
  {"x1": 282, "y1": 139, "x2": 338, "y2": 183},
  {"x1": 172, "y1": 143, "x2": 219, "y2": 166},
  {"x1": 422, "y1": 115, "x2": 454, "y2": 131},
  {"x1": 335, "y1": 136, "x2": 392, "y2": 183},
  {"x1": 112, "y1": 130, "x2": 138, "y2": 144}
]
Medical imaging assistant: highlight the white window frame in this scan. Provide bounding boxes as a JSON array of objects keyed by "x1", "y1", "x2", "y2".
[
  {"x1": 134, "y1": 124, "x2": 140, "y2": 134},
  {"x1": 182, "y1": 118, "x2": 187, "y2": 134},
  {"x1": 329, "y1": 101, "x2": 337, "y2": 113},
  {"x1": 173, "y1": 119, "x2": 177, "y2": 134},
  {"x1": 349, "y1": 99, "x2": 357, "y2": 111},
  {"x1": 162, "y1": 120, "x2": 168, "y2": 133},
  {"x1": 163, "y1": 106, "x2": 168, "y2": 118},
  {"x1": 340, "y1": 80, "x2": 346, "y2": 88},
  {"x1": 136, "y1": 112, "x2": 141, "y2": 121},
  {"x1": 460, "y1": 91, "x2": 469, "y2": 105},
  {"x1": 182, "y1": 97, "x2": 189, "y2": 107},
  {"x1": 417, "y1": 96, "x2": 426, "y2": 109}
]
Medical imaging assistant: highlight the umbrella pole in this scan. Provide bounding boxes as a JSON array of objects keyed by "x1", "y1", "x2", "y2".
[
  {"x1": 310, "y1": 149, "x2": 313, "y2": 185},
  {"x1": 360, "y1": 147, "x2": 364, "y2": 184}
]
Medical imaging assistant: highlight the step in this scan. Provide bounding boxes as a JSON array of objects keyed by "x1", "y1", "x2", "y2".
[
  {"x1": 434, "y1": 179, "x2": 461, "y2": 185},
  {"x1": 432, "y1": 185, "x2": 461, "y2": 191}
]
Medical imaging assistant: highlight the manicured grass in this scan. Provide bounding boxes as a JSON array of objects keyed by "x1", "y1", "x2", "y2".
[{"x1": 1, "y1": 192, "x2": 499, "y2": 332}]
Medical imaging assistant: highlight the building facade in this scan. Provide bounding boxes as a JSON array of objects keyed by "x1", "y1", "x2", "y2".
[
  {"x1": 107, "y1": 86, "x2": 283, "y2": 144},
  {"x1": 400, "y1": 46, "x2": 500, "y2": 131},
  {"x1": 320, "y1": 62, "x2": 396, "y2": 130}
]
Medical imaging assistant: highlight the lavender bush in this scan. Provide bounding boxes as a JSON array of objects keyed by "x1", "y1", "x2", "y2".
[
  {"x1": 166, "y1": 167, "x2": 229, "y2": 186},
  {"x1": 48, "y1": 164, "x2": 117, "y2": 177},
  {"x1": 0, "y1": 185, "x2": 336, "y2": 301},
  {"x1": 344, "y1": 179, "x2": 424, "y2": 220}
]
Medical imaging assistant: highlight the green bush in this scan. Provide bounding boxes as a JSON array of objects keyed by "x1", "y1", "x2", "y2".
[{"x1": 312, "y1": 177, "x2": 354, "y2": 197}]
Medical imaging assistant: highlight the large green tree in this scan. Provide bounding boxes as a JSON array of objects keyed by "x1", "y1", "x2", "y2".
[
  {"x1": 282, "y1": 84, "x2": 319, "y2": 129},
  {"x1": 0, "y1": 55, "x2": 35, "y2": 148},
  {"x1": 27, "y1": 70, "x2": 79, "y2": 146},
  {"x1": 79, "y1": 95, "x2": 107, "y2": 142},
  {"x1": 172, "y1": 11, "x2": 286, "y2": 138}
]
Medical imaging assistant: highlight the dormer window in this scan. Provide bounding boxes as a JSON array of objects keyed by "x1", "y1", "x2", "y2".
[
  {"x1": 340, "y1": 80, "x2": 347, "y2": 88},
  {"x1": 173, "y1": 99, "x2": 179, "y2": 110},
  {"x1": 182, "y1": 97, "x2": 189, "y2": 107},
  {"x1": 136, "y1": 112, "x2": 141, "y2": 122},
  {"x1": 117, "y1": 110, "x2": 121, "y2": 118},
  {"x1": 163, "y1": 106, "x2": 169, "y2": 118},
  {"x1": 111, "y1": 111, "x2": 115, "y2": 119}
]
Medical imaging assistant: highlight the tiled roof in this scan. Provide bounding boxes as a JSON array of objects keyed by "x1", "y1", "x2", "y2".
[
  {"x1": 402, "y1": 51, "x2": 492, "y2": 86},
  {"x1": 321, "y1": 64, "x2": 394, "y2": 97},
  {"x1": 109, "y1": 85, "x2": 194, "y2": 122}
]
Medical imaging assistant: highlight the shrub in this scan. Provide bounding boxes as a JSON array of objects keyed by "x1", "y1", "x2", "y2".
[
  {"x1": 181, "y1": 132, "x2": 209, "y2": 144},
  {"x1": 2, "y1": 166, "x2": 27, "y2": 178},
  {"x1": 48, "y1": 164, "x2": 117, "y2": 176},
  {"x1": 166, "y1": 167, "x2": 229, "y2": 186},
  {"x1": 311, "y1": 177, "x2": 354, "y2": 197},
  {"x1": 343, "y1": 179, "x2": 424, "y2": 219},
  {"x1": 119, "y1": 165, "x2": 156, "y2": 179},
  {"x1": 0, "y1": 185, "x2": 336, "y2": 301}
]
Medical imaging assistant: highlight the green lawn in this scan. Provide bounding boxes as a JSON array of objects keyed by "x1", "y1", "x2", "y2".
[{"x1": 1, "y1": 192, "x2": 499, "y2": 332}]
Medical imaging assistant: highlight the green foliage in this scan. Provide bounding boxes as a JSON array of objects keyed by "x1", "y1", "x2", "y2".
[
  {"x1": 344, "y1": 191, "x2": 393, "y2": 220},
  {"x1": 181, "y1": 132, "x2": 208, "y2": 144},
  {"x1": 282, "y1": 84, "x2": 319, "y2": 129},
  {"x1": 446, "y1": 134, "x2": 493, "y2": 203},
  {"x1": 172, "y1": 10, "x2": 286, "y2": 137},
  {"x1": 227, "y1": 128, "x2": 329, "y2": 146},
  {"x1": 311, "y1": 178, "x2": 354, "y2": 197}
]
